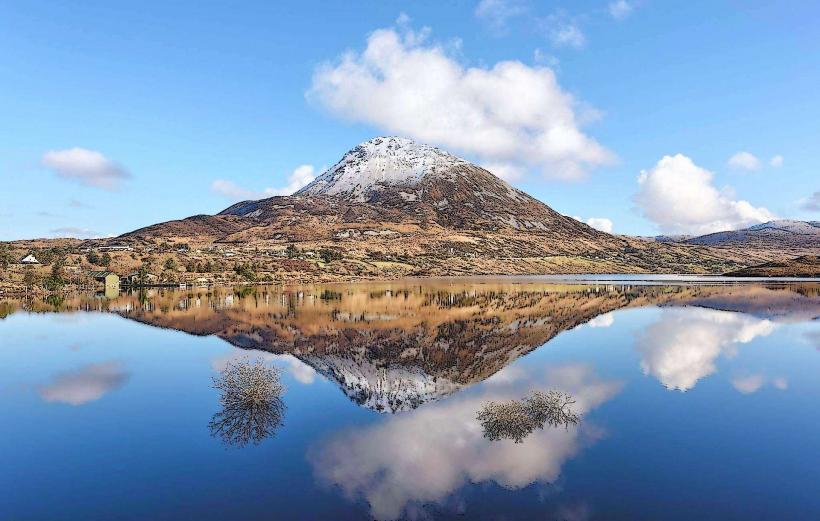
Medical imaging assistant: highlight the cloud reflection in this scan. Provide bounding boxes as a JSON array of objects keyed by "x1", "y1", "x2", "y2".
[
  {"x1": 636, "y1": 309, "x2": 776, "y2": 391},
  {"x1": 211, "y1": 349, "x2": 317, "y2": 385},
  {"x1": 308, "y1": 364, "x2": 621, "y2": 520},
  {"x1": 39, "y1": 361, "x2": 130, "y2": 405},
  {"x1": 731, "y1": 374, "x2": 766, "y2": 394}
]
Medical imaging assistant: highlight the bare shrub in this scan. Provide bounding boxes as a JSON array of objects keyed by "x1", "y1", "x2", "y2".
[
  {"x1": 209, "y1": 359, "x2": 285, "y2": 447},
  {"x1": 477, "y1": 389, "x2": 581, "y2": 443},
  {"x1": 523, "y1": 390, "x2": 580, "y2": 430}
]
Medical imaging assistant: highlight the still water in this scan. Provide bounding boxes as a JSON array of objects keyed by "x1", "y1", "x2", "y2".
[{"x1": 1, "y1": 280, "x2": 818, "y2": 520}]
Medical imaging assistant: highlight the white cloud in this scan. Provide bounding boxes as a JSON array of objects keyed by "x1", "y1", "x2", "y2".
[
  {"x1": 772, "y1": 377, "x2": 788, "y2": 390},
  {"x1": 770, "y1": 155, "x2": 783, "y2": 167},
  {"x1": 42, "y1": 147, "x2": 130, "y2": 190},
  {"x1": 801, "y1": 191, "x2": 820, "y2": 212},
  {"x1": 211, "y1": 349, "x2": 317, "y2": 385},
  {"x1": 475, "y1": 0, "x2": 526, "y2": 31},
  {"x1": 309, "y1": 363, "x2": 621, "y2": 520},
  {"x1": 278, "y1": 354, "x2": 317, "y2": 385},
  {"x1": 39, "y1": 361, "x2": 130, "y2": 406},
  {"x1": 572, "y1": 215, "x2": 614, "y2": 233},
  {"x1": 211, "y1": 164, "x2": 317, "y2": 201},
  {"x1": 481, "y1": 161, "x2": 526, "y2": 182},
  {"x1": 634, "y1": 154, "x2": 775, "y2": 235},
  {"x1": 727, "y1": 151, "x2": 761, "y2": 171},
  {"x1": 587, "y1": 312, "x2": 614, "y2": 328},
  {"x1": 533, "y1": 48, "x2": 559, "y2": 67},
  {"x1": 731, "y1": 374, "x2": 766, "y2": 394},
  {"x1": 549, "y1": 23, "x2": 585, "y2": 49},
  {"x1": 608, "y1": 0, "x2": 633, "y2": 20},
  {"x1": 586, "y1": 217, "x2": 613, "y2": 233},
  {"x1": 308, "y1": 24, "x2": 613, "y2": 181},
  {"x1": 636, "y1": 308, "x2": 776, "y2": 391},
  {"x1": 50, "y1": 226, "x2": 102, "y2": 239}
]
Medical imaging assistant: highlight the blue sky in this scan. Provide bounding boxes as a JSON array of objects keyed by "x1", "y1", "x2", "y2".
[{"x1": 1, "y1": 0, "x2": 818, "y2": 240}]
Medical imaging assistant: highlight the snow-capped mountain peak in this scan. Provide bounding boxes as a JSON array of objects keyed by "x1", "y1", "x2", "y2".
[
  {"x1": 746, "y1": 220, "x2": 820, "y2": 233},
  {"x1": 296, "y1": 136, "x2": 470, "y2": 201}
]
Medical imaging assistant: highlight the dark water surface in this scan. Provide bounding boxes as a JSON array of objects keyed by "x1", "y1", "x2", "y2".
[{"x1": 1, "y1": 280, "x2": 818, "y2": 520}]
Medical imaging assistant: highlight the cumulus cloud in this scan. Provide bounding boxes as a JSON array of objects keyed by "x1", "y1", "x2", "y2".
[
  {"x1": 608, "y1": 0, "x2": 633, "y2": 20},
  {"x1": 585, "y1": 217, "x2": 613, "y2": 233},
  {"x1": 42, "y1": 148, "x2": 130, "y2": 190},
  {"x1": 475, "y1": 0, "x2": 526, "y2": 31},
  {"x1": 587, "y1": 312, "x2": 614, "y2": 328},
  {"x1": 800, "y1": 191, "x2": 820, "y2": 212},
  {"x1": 309, "y1": 363, "x2": 621, "y2": 520},
  {"x1": 549, "y1": 23, "x2": 585, "y2": 49},
  {"x1": 308, "y1": 23, "x2": 612, "y2": 181},
  {"x1": 39, "y1": 361, "x2": 130, "y2": 406},
  {"x1": 636, "y1": 308, "x2": 776, "y2": 391},
  {"x1": 634, "y1": 154, "x2": 775, "y2": 235},
  {"x1": 211, "y1": 164, "x2": 317, "y2": 201},
  {"x1": 727, "y1": 151, "x2": 761, "y2": 171},
  {"x1": 769, "y1": 155, "x2": 783, "y2": 167},
  {"x1": 50, "y1": 227, "x2": 102, "y2": 239},
  {"x1": 572, "y1": 216, "x2": 614, "y2": 233},
  {"x1": 482, "y1": 161, "x2": 526, "y2": 182}
]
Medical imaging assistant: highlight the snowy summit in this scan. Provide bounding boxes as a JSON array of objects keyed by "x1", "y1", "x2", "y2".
[{"x1": 296, "y1": 136, "x2": 470, "y2": 202}]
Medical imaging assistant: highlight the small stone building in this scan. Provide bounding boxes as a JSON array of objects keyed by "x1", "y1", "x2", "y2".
[{"x1": 89, "y1": 271, "x2": 120, "y2": 293}]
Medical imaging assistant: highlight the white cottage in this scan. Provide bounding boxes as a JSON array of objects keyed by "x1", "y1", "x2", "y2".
[{"x1": 19, "y1": 254, "x2": 39, "y2": 264}]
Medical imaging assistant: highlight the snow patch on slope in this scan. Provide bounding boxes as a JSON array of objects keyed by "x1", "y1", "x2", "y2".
[
  {"x1": 302, "y1": 353, "x2": 461, "y2": 413},
  {"x1": 296, "y1": 136, "x2": 470, "y2": 202}
]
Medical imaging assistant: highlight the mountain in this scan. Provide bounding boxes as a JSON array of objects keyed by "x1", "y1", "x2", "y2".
[
  {"x1": 222, "y1": 136, "x2": 601, "y2": 236},
  {"x1": 112, "y1": 137, "x2": 804, "y2": 277},
  {"x1": 726, "y1": 255, "x2": 820, "y2": 278},
  {"x1": 685, "y1": 220, "x2": 820, "y2": 252}
]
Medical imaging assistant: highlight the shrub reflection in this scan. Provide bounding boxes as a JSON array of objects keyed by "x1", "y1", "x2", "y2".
[
  {"x1": 477, "y1": 390, "x2": 580, "y2": 443},
  {"x1": 209, "y1": 359, "x2": 286, "y2": 447}
]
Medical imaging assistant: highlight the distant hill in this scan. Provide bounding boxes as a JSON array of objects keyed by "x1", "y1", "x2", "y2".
[
  {"x1": 684, "y1": 220, "x2": 820, "y2": 251},
  {"x1": 726, "y1": 255, "x2": 820, "y2": 278}
]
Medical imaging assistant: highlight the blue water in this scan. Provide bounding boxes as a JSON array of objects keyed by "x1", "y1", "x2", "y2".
[{"x1": 1, "y1": 282, "x2": 818, "y2": 520}]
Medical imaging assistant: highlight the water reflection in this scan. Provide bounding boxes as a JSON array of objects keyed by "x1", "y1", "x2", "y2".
[
  {"x1": 477, "y1": 390, "x2": 581, "y2": 443},
  {"x1": 636, "y1": 309, "x2": 776, "y2": 391},
  {"x1": 38, "y1": 361, "x2": 130, "y2": 406},
  {"x1": 1, "y1": 279, "x2": 818, "y2": 520},
  {"x1": 209, "y1": 359, "x2": 286, "y2": 447},
  {"x1": 4, "y1": 281, "x2": 819, "y2": 410},
  {"x1": 308, "y1": 363, "x2": 620, "y2": 520}
]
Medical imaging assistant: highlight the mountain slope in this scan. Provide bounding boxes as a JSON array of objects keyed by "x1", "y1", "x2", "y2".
[
  {"x1": 111, "y1": 136, "x2": 809, "y2": 276},
  {"x1": 726, "y1": 255, "x2": 820, "y2": 278}
]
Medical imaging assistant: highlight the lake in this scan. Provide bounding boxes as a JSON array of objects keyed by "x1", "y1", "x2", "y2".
[{"x1": 1, "y1": 279, "x2": 818, "y2": 520}]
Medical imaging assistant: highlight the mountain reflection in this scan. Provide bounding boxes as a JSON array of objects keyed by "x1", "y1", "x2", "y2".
[
  {"x1": 4, "y1": 280, "x2": 819, "y2": 411},
  {"x1": 308, "y1": 363, "x2": 621, "y2": 520}
]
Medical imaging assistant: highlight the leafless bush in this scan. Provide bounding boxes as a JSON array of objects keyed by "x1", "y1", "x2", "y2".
[
  {"x1": 209, "y1": 359, "x2": 285, "y2": 447},
  {"x1": 523, "y1": 390, "x2": 580, "y2": 429},
  {"x1": 477, "y1": 390, "x2": 581, "y2": 443},
  {"x1": 476, "y1": 400, "x2": 536, "y2": 443}
]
